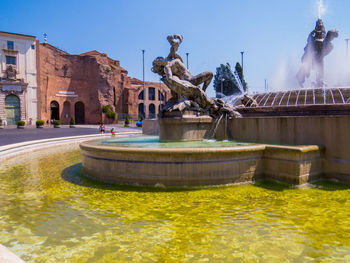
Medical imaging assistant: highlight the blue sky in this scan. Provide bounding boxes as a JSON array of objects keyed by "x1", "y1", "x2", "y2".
[{"x1": 1, "y1": 0, "x2": 349, "y2": 97}]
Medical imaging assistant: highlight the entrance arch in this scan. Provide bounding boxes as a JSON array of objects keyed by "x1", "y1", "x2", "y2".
[
  {"x1": 149, "y1": 103, "x2": 155, "y2": 118},
  {"x1": 50, "y1": 101, "x2": 60, "y2": 120},
  {"x1": 75, "y1": 101, "x2": 85, "y2": 124},
  {"x1": 5, "y1": 95, "x2": 20, "y2": 125},
  {"x1": 138, "y1": 103, "x2": 145, "y2": 118},
  {"x1": 62, "y1": 101, "x2": 71, "y2": 120}
]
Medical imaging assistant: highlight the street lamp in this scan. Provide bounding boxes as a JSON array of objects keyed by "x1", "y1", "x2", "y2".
[
  {"x1": 142, "y1": 49, "x2": 145, "y2": 118},
  {"x1": 221, "y1": 77, "x2": 225, "y2": 98},
  {"x1": 186, "y1": 52, "x2": 189, "y2": 69},
  {"x1": 240, "y1": 51, "x2": 244, "y2": 73}
]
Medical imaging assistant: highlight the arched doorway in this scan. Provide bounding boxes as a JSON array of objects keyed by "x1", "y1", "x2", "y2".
[
  {"x1": 75, "y1": 101, "x2": 85, "y2": 124},
  {"x1": 62, "y1": 101, "x2": 71, "y2": 121},
  {"x1": 50, "y1": 101, "x2": 59, "y2": 120},
  {"x1": 149, "y1": 103, "x2": 155, "y2": 119},
  {"x1": 5, "y1": 95, "x2": 20, "y2": 125},
  {"x1": 138, "y1": 103, "x2": 144, "y2": 119}
]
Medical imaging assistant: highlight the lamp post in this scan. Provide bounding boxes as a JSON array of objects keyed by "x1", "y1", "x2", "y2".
[
  {"x1": 142, "y1": 49, "x2": 145, "y2": 118},
  {"x1": 240, "y1": 51, "x2": 246, "y2": 93},
  {"x1": 221, "y1": 77, "x2": 225, "y2": 98},
  {"x1": 186, "y1": 52, "x2": 189, "y2": 69}
]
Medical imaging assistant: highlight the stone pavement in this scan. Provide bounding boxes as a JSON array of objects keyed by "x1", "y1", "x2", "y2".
[{"x1": 0, "y1": 124, "x2": 141, "y2": 146}]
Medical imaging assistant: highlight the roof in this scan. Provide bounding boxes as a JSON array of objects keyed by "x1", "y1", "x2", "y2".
[
  {"x1": 0, "y1": 31, "x2": 36, "y2": 40},
  {"x1": 79, "y1": 50, "x2": 104, "y2": 56}
]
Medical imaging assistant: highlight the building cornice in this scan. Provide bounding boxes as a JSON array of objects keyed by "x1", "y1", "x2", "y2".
[{"x1": 0, "y1": 31, "x2": 36, "y2": 40}]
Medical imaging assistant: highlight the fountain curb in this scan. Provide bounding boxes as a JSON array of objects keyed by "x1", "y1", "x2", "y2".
[
  {"x1": 0, "y1": 131, "x2": 141, "y2": 161},
  {"x1": 0, "y1": 244, "x2": 25, "y2": 263}
]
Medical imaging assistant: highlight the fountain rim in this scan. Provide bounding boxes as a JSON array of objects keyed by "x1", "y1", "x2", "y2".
[
  {"x1": 80, "y1": 139, "x2": 266, "y2": 154},
  {"x1": 80, "y1": 139, "x2": 320, "y2": 154}
]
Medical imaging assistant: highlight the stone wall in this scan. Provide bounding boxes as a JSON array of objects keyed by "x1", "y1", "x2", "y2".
[
  {"x1": 37, "y1": 43, "x2": 170, "y2": 124},
  {"x1": 217, "y1": 115, "x2": 350, "y2": 182}
]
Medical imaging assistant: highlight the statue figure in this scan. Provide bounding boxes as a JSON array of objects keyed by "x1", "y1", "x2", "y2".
[
  {"x1": 152, "y1": 35, "x2": 241, "y2": 118},
  {"x1": 5, "y1": 65, "x2": 17, "y2": 80},
  {"x1": 166, "y1": 34, "x2": 184, "y2": 62},
  {"x1": 241, "y1": 94, "x2": 258, "y2": 107},
  {"x1": 296, "y1": 19, "x2": 338, "y2": 87}
]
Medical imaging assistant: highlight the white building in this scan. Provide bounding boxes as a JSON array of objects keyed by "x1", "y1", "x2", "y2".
[{"x1": 0, "y1": 31, "x2": 37, "y2": 125}]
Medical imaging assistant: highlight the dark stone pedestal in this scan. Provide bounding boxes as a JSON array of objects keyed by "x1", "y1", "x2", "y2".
[{"x1": 158, "y1": 111, "x2": 213, "y2": 141}]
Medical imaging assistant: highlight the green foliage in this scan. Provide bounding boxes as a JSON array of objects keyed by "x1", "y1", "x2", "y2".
[
  {"x1": 103, "y1": 105, "x2": 116, "y2": 119},
  {"x1": 0, "y1": 118, "x2": 2, "y2": 125},
  {"x1": 36, "y1": 120, "x2": 44, "y2": 126},
  {"x1": 105, "y1": 66, "x2": 111, "y2": 73},
  {"x1": 235, "y1": 63, "x2": 248, "y2": 92},
  {"x1": 17, "y1": 120, "x2": 25, "y2": 126},
  {"x1": 213, "y1": 63, "x2": 242, "y2": 97},
  {"x1": 54, "y1": 120, "x2": 61, "y2": 125},
  {"x1": 70, "y1": 117, "x2": 75, "y2": 125},
  {"x1": 125, "y1": 115, "x2": 131, "y2": 125},
  {"x1": 106, "y1": 111, "x2": 116, "y2": 120},
  {"x1": 140, "y1": 115, "x2": 145, "y2": 121},
  {"x1": 102, "y1": 105, "x2": 113, "y2": 113}
]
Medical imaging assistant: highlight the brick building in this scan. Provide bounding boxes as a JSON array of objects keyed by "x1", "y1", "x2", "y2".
[{"x1": 37, "y1": 42, "x2": 170, "y2": 124}]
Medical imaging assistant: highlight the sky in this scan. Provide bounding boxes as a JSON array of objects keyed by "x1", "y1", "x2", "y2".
[{"x1": 1, "y1": 0, "x2": 350, "y2": 97}]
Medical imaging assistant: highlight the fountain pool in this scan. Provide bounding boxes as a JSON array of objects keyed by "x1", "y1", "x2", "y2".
[
  {"x1": 1, "y1": 145, "x2": 350, "y2": 262},
  {"x1": 80, "y1": 136, "x2": 322, "y2": 186}
]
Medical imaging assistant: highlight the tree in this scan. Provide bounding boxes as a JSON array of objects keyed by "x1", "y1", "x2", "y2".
[
  {"x1": 213, "y1": 63, "x2": 243, "y2": 98},
  {"x1": 235, "y1": 62, "x2": 248, "y2": 92}
]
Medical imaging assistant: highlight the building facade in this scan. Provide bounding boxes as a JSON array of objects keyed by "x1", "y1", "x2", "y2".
[
  {"x1": 0, "y1": 31, "x2": 38, "y2": 125},
  {"x1": 124, "y1": 78, "x2": 169, "y2": 120},
  {"x1": 37, "y1": 43, "x2": 170, "y2": 124}
]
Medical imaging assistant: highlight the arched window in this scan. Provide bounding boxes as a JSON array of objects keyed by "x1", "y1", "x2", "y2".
[
  {"x1": 158, "y1": 90, "x2": 165, "y2": 101},
  {"x1": 149, "y1": 103, "x2": 155, "y2": 118},
  {"x1": 158, "y1": 104, "x2": 163, "y2": 114},
  {"x1": 75, "y1": 101, "x2": 85, "y2": 124},
  {"x1": 138, "y1": 90, "x2": 144, "y2": 100},
  {"x1": 5, "y1": 95, "x2": 20, "y2": 125},
  {"x1": 138, "y1": 103, "x2": 145, "y2": 118},
  {"x1": 148, "y1": 87, "x2": 155, "y2": 100},
  {"x1": 50, "y1": 101, "x2": 59, "y2": 120}
]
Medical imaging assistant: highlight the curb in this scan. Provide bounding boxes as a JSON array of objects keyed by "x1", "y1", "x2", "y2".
[{"x1": 0, "y1": 131, "x2": 141, "y2": 161}]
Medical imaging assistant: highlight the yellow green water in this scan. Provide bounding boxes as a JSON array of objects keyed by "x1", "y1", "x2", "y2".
[{"x1": 1, "y1": 146, "x2": 350, "y2": 262}]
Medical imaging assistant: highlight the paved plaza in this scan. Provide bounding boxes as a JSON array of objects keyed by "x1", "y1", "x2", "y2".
[{"x1": 0, "y1": 124, "x2": 141, "y2": 146}]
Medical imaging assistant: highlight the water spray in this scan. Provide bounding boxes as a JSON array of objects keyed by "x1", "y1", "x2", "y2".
[{"x1": 317, "y1": 0, "x2": 326, "y2": 19}]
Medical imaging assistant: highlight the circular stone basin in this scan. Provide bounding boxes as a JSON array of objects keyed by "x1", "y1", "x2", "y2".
[{"x1": 80, "y1": 136, "x2": 263, "y2": 186}]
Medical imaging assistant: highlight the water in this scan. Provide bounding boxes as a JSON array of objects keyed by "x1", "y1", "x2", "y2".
[
  {"x1": 318, "y1": 0, "x2": 326, "y2": 19},
  {"x1": 1, "y1": 146, "x2": 350, "y2": 262},
  {"x1": 93, "y1": 136, "x2": 250, "y2": 148}
]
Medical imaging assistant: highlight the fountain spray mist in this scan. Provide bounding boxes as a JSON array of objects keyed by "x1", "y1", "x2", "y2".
[{"x1": 317, "y1": 0, "x2": 326, "y2": 19}]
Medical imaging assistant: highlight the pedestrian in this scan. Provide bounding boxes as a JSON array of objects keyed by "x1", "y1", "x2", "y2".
[
  {"x1": 110, "y1": 127, "x2": 116, "y2": 137},
  {"x1": 3, "y1": 119, "x2": 7, "y2": 126},
  {"x1": 99, "y1": 123, "x2": 105, "y2": 134}
]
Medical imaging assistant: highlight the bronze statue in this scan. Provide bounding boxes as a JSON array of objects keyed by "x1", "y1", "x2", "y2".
[
  {"x1": 297, "y1": 19, "x2": 338, "y2": 87},
  {"x1": 152, "y1": 35, "x2": 240, "y2": 118}
]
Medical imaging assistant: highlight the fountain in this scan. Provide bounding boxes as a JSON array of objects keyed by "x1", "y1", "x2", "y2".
[
  {"x1": 3, "y1": 3, "x2": 350, "y2": 261},
  {"x1": 80, "y1": 34, "x2": 328, "y2": 186}
]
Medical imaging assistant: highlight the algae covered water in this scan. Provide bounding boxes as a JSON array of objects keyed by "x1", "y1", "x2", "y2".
[{"x1": 1, "y1": 146, "x2": 350, "y2": 262}]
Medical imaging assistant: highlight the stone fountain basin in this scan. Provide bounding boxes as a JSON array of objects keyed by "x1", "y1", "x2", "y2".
[{"x1": 80, "y1": 137, "x2": 322, "y2": 187}]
